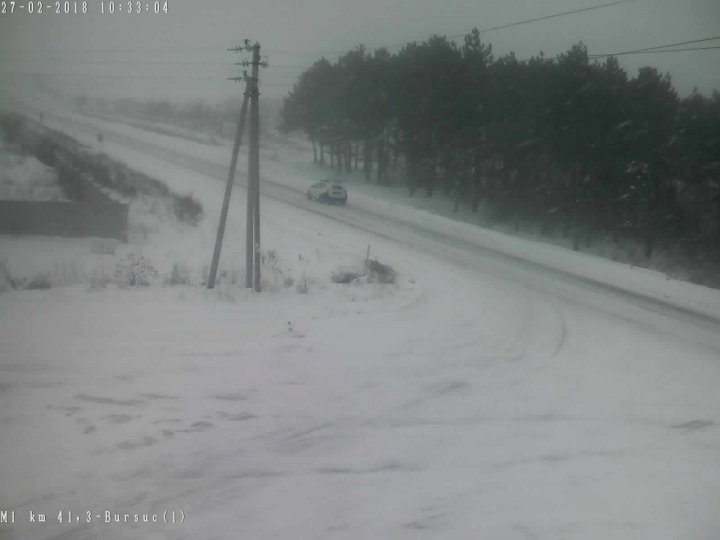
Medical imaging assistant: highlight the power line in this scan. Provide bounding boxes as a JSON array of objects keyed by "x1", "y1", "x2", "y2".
[
  {"x1": 449, "y1": 0, "x2": 634, "y2": 39},
  {"x1": 7, "y1": 0, "x2": 716, "y2": 98},
  {"x1": 590, "y1": 35, "x2": 720, "y2": 58},
  {"x1": 266, "y1": 49, "x2": 347, "y2": 57},
  {"x1": 0, "y1": 58, "x2": 307, "y2": 69},
  {"x1": 634, "y1": 35, "x2": 720, "y2": 51},
  {"x1": 0, "y1": 70, "x2": 292, "y2": 86},
  {"x1": 268, "y1": 0, "x2": 635, "y2": 57},
  {"x1": 592, "y1": 45, "x2": 720, "y2": 58},
  {"x1": 1, "y1": 0, "x2": 634, "y2": 60},
  {"x1": 0, "y1": 46, "x2": 227, "y2": 55},
  {"x1": 0, "y1": 58, "x2": 231, "y2": 65},
  {"x1": 272, "y1": 33, "x2": 720, "y2": 75},
  {"x1": 0, "y1": 71, "x2": 220, "y2": 80},
  {"x1": 7, "y1": 39, "x2": 717, "y2": 81}
]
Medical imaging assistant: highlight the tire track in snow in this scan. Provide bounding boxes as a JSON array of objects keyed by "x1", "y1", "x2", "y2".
[{"x1": 36, "y1": 108, "x2": 720, "y2": 352}]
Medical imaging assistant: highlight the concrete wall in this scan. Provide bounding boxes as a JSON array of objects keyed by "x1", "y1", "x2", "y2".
[{"x1": 0, "y1": 199, "x2": 128, "y2": 242}]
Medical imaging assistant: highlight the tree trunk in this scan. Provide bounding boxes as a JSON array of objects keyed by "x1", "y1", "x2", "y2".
[
  {"x1": 644, "y1": 229, "x2": 655, "y2": 259},
  {"x1": 407, "y1": 150, "x2": 417, "y2": 196},
  {"x1": 471, "y1": 153, "x2": 481, "y2": 213},
  {"x1": 541, "y1": 217, "x2": 553, "y2": 237},
  {"x1": 376, "y1": 137, "x2": 385, "y2": 184},
  {"x1": 644, "y1": 177, "x2": 662, "y2": 260},
  {"x1": 363, "y1": 140, "x2": 372, "y2": 181},
  {"x1": 425, "y1": 154, "x2": 436, "y2": 197},
  {"x1": 573, "y1": 229, "x2": 582, "y2": 251},
  {"x1": 471, "y1": 185, "x2": 480, "y2": 213}
]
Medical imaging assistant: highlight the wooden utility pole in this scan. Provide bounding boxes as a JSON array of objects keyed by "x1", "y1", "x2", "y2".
[
  {"x1": 207, "y1": 78, "x2": 250, "y2": 289},
  {"x1": 245, "y1": 67, "x2": 255, "y2": 291},
  {"x1": 249, "y1": 42, "x2": 261, "y2": 292},
  {"x1": 242, "y1": 42, "x2": 264, "y2": 291},
  {"x1": 206, "y1": 39, "x2": 265, "y2": 291}
]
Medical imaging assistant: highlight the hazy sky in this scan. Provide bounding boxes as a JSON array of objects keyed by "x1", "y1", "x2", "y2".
[{"x1": 1, "y1": 0, "x2": 719, "y2": 104}]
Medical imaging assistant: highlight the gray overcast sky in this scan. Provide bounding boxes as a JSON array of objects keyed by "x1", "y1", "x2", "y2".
[{"x1": 1, "y1": 0, "x2": 719, "y2": 103}]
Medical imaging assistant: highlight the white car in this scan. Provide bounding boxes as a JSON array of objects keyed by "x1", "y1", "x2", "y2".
[{"x1": 307, "y1": 181, "x2": 347, "y2": 205}]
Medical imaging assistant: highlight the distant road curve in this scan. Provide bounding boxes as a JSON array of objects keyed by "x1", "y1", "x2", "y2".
[{"x1": 22, "y1": 105, "x2": 720, "y2": 347}]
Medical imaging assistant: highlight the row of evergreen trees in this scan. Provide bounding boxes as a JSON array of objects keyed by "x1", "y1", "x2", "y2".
[{"x1": 280, "y1": 30, "x2": 720, "y2": 259}]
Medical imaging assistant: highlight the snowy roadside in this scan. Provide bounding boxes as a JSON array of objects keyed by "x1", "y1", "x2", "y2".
[
  {"x1": 23, "y1": 104, "x2": 720, "y2": 324},
  {"x1": 2, "y1": 215, "x2": 720, "y2": 539},
  {"x1": 2, "y1": 104, "x2": 720, "y2": 539},
  {"x1": 0, "y1": 137, "x2": 443, "y2": 539}
]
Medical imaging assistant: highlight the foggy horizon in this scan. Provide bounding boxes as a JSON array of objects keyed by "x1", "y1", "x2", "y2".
[{"x1": 1, "y1": 0, "x2": 719, "y2": 104}]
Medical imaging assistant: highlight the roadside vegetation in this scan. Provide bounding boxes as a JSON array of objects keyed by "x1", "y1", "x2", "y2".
[{"x1": 279, "y1": 32, "x2": 720, "y2": 285}]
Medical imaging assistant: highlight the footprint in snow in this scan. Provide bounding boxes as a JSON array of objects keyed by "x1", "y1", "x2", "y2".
[
  {"x1": 672, "y1": 419, "x2": 715, "y2": 431},
  {"x1": 116, "y1": 436, "x2": 157, "y2": 450},
  {"x1": 104, "y1": 414, "x2": 134, "y2": 424},
  {"x1": 178, "y1": 421, "x2": 214, "y2": 433}
]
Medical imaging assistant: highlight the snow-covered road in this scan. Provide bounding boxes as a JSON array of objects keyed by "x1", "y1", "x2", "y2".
[
  {"x1": 25, "y1": 105, "x2": 720, "y2": 328},
  {"x1": 1, "y1": 104, "x2": 720, "y2": 539}
]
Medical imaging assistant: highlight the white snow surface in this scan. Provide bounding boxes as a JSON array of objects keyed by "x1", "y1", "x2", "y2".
[
  {"x1": 15, "y1": 103, "x2": 720, "y2": 320},
  {"x1": 1, "y1": 103, "x2": 720, "y2": 540}
]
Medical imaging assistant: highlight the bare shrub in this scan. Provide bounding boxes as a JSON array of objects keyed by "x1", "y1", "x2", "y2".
[
  {"x1": 173, "y1": 194, "x2": 203, "y2": 225},
  {"x1": 331, "y1": 269, "x2": 364, "y2": 284},
  {"x1": 88, "y1": 268, "x2": 112, "y2": 290},
  {"x1": 296, "y1": 271, "x2": 309, "y2": 294},
  {"x1": 114, "y1": 252, "x2": 158, "y2": 287},
  {"x1": 26, "y1": 273, "x2": 52, "y2": 290},
  {"x1": 331, "y1": 258, "x2": 396, "y2": 286},
  {"x1": 50, "y1": 259, "x2": 82, "y2": 287},
  {"x1": 168, "y1": 262, "x2": 191, "y2": 286},
  {"x1": 215, "y1": 267, "x2": 242, "y2": 286},
  {"x1": 261, "y1": 250, "x2": 293, "y2": 290},
  {"x1": 366, "y1": 259, "x2": 397, "y2": 284}
]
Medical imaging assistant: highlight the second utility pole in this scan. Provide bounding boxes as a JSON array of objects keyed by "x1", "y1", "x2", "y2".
[
  {"x1": 245, "y1": 41, "x2": 262, "y2": 292},
  {"x1": 207, "y1": 78, "x2": 250, "y2": 289}
]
